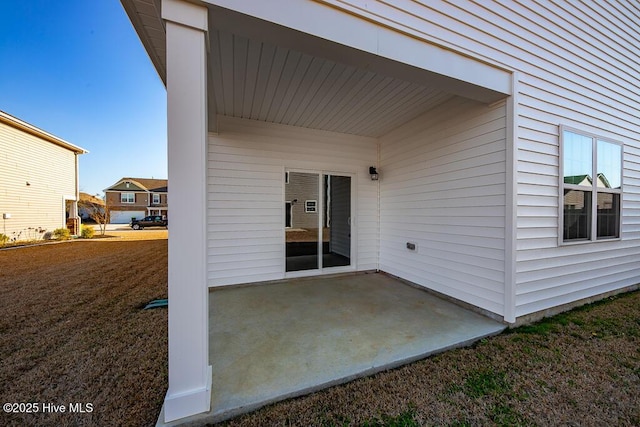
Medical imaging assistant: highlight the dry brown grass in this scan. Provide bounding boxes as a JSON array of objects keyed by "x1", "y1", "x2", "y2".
[
  {"x1": 92, "y1": 229, "x2": 168, "y2": 241},
  {"x1": 1, "y1": 237, "x2": 638, "y2": 427},
  {"x1": 0, "y1": 238, "x2": 168, "y2": 427}
]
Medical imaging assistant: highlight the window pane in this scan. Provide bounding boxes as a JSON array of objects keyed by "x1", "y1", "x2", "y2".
[
  {"x1": 564, "y1": 190, "x2": 591, "y2": 240},
  {"x1": 597, "y1": 192, "x2": 620, "y2": 239},
  {"x1": 563, "y1": 131, "x2": 592, "y2": 186},
  {"x1": 597, "y1": 140, "x2": 622, "y2": 189},
  {"x1": 324, "y1": 175, "x2": 351, "y2": 268}
]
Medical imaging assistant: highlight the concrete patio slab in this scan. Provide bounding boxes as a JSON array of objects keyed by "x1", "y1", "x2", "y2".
[{"x1": 196, "y1": 272, "x2": 506, "y2": 423}]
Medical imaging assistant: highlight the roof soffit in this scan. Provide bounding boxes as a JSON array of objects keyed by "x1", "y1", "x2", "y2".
[{"x1": 124, "y1": 1, "x2": 512, "y2": 137}]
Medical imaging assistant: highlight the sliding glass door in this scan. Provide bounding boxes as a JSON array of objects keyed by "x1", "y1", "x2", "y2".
[{"x1": 285, "y1": 171, "x2": 351, "y2": 273}]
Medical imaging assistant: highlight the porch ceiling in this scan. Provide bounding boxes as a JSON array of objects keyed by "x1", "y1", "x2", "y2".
[
  {"x1": 208, "y1": 28, "x2": 454, "y2": 137},
  {"x1": 207, "y1": 5, "x2": 469, "y2": 137},
  {"x1": 121, "y1": 1, "x2": 510, "y2": 138}
]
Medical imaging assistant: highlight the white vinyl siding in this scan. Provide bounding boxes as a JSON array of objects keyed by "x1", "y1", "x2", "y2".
[
  {"x1": 208, "y1": 116, "x2": 378, "y2": 286},
  {"x1": 379, "y1": 97, "x2": 507, "y2": 316},
  {"x1": 0, "y1": 121, "x2": 77, "y2": 238},
  {"x1": 330, "y1": 0, "x2": 640, "y2": 319}
]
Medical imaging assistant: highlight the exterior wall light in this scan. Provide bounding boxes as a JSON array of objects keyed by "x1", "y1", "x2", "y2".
[{"x1": 369, "y1": 166, "x2": 379, "y2": 181}]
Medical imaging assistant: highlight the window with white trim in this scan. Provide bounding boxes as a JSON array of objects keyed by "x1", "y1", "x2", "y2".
[
  {"x1": 561, "y1": 128, "x2": 622, "y2": 242},
  {"x1": 305, "y1": 200, "x2": 317, "y2": 213},
  {"x1": 121, "y1": 192, "x2": 135, "y2": 204},
  {"x1": 152, "y1": 193, "x2": 160, "y2": 204}
]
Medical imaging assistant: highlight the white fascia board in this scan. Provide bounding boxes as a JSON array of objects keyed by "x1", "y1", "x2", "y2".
[
  {"x1": 376, "y1": 29, "x2": 511, "y2": 96},
  {"x1": 202, "y1": 0, "x2": 511, "y2": 98}
]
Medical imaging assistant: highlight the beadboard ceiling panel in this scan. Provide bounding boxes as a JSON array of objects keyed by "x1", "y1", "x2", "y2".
[
  {"x1": 121, "y1": 1, "x2": 474, "y2": 137},
  {"x1": 209, "y1": 29, "x2": 454, "y2": 137}
]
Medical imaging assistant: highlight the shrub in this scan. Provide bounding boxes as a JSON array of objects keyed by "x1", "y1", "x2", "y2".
[
  {"x1": 80, "y1": 225, "x2": 95, "y2": 239},
  {"x1": 53, "y1": 228, "x2": 71, "y2": 240},
  {"x1": 0, "y1": 233, "x2": 8, "y2": 245}
]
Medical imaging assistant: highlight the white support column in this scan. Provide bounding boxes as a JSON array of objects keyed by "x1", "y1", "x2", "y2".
[{"x1": 162, "y1": 0, "x2": 211, "y2": 423}]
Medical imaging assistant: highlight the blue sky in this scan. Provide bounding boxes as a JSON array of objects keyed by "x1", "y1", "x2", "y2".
[{"x1": 0, "y1": 0, "x2": 167, "y2": 197}]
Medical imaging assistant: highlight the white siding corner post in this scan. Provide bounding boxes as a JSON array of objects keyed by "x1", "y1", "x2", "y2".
[
  {"x1": 163, "y1": 0, "x2": 211, "y2": 423},
  {"x1": 503, "y1": 72, "x2": 519, "y2": 324}
]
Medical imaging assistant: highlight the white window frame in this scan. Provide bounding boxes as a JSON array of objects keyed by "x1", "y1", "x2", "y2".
[
  {"x1": 305, "y1": 200, "x2": 317, "y2": 213},
  {"x1": 152, "y1": 193, "x2": 161, "y2": 204},
  {"x1": 559, "y1": 126, "x2": 623, "y2": 245},
  {"x1": 121, "y1": 192, "x2": 135, "y2": 204}
]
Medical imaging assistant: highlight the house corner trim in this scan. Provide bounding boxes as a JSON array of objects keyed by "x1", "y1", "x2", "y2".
[{"x1": 503, "y1": 71, "x2": 519, "y2": 324}]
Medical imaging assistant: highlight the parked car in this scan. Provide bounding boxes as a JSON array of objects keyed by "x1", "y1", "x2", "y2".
[{"x1": 130, "y1": 215, "x2": 168, "y2": 230}]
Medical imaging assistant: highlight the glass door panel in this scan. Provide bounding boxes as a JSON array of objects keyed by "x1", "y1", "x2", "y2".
[
  {"x1": 285, "y1": 172, "x2": 320, "y2": 272},
  {"x1": 323, "y1": 175, "x2": 351, "y2": 267}
]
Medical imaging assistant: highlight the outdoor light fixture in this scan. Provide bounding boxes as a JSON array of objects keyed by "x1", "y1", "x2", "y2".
[{"x1": 369, "y1": 166, "x2": 379, "y2": 181}]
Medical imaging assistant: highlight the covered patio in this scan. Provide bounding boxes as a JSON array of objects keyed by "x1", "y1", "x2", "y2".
[
  {"x1": 161, "y1": 273, "x2": 505, "y2": 424},
  {"x1": 121, "y1": 1, "x2": 514, "y2": 423}
]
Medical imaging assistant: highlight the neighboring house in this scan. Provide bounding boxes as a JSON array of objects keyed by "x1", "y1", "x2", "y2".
[
  {"x1": 78, "y1": 192, "x2": 106, "y2": 221},
  {"x1": 0, "y1": 110, "x2": 86, "y2": 240},
  {"x1": 104, "y1": 177, "x2": 168, "y2": 223},
  {"x1": 122, "y1": 0, "x2": 640, "y2": 423}
]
